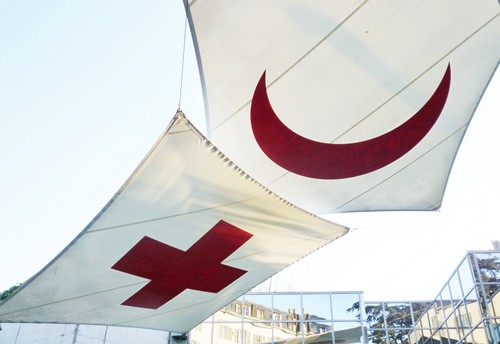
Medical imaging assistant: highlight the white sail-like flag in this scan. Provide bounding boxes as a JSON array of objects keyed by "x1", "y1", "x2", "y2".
[
  {"x1": 186, "y1": 0, "x2": 500, "y2": 213},
  {"x1": 0, "y1": 113, "x2": 348, "y2": 332}
]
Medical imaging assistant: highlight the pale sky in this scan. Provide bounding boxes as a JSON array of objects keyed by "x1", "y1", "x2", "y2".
[{"x1": 0, "y1": 1, "x2": 498, "y2": 302}]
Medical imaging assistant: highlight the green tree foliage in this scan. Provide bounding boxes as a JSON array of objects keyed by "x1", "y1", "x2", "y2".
[
  {"x1": 476, "y1": 255, "x2": 500, "y2": 301},
  {"x1": 347, "y1": 301, "x2": 430, "y2": 344},
  {"x1": 0, "y1": 284, "x2": 21, "y2": 301},
  {"x1": 477, "y1": 256, "x2": 500, "y2": 283}
]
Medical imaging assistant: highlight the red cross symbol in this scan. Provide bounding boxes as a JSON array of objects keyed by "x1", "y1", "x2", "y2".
[{"x1": 111, "y1": 220, "x2": 253, "y2": 309}]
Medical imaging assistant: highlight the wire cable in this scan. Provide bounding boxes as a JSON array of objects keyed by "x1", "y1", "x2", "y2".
[{"x1": 178, "y1": 16, "x2": 188, "y2": 112}]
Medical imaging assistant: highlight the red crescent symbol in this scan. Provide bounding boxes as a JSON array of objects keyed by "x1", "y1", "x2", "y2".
[{"x1": 251, "y1": 64, "x2": 451, "y2": 179}]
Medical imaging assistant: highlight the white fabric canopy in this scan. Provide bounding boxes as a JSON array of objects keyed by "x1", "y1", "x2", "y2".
[
  {"x1": 0, "y1": 113, "x2": 347, "y2": 332},
  {"x1": 186, "y1": 0, "x2": 500, "y2": 213}
]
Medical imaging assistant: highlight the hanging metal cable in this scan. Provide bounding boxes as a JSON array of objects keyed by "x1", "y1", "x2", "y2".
[{"x1": 178, "y1": 16, "x2": 188, "y2": 112}]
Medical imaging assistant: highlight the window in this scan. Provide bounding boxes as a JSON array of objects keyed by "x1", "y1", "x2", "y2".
[
  {"x1": 431, "y1": 315, "x2": 439, "y2": 329},
  {"x1": 218, "y1": 325, "x2": 232, "y2": 340},
  {"x1": 234, "y1": 329, "x2": 242, "y2": 343},
  {"x1": 458, "y1": 313, "x2": 470, "y2": 328},
  {"x1": 253, "y1": 334, "x2": 266, "y2": 343}
]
